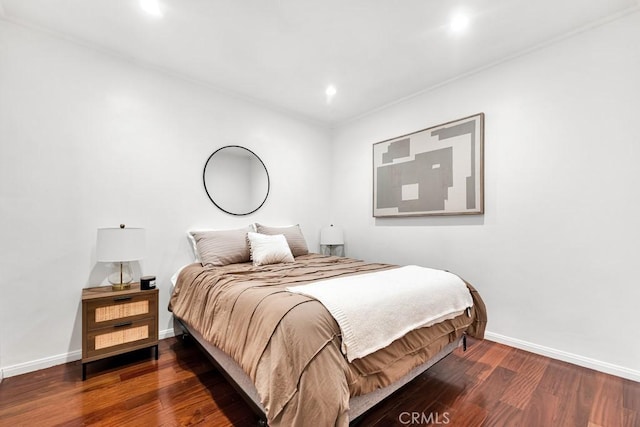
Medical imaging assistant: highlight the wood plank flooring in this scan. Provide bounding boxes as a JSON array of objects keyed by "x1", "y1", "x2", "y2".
[{"x1": 0, "y1": 337, "x2": 638, "y2": 426}]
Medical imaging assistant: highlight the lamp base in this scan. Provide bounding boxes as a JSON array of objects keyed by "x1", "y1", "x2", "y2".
[
  {"x1": 320, "y1": 244, "x2": 345, "y2": 257},
  {"x1": 111, "y1": 283, "x2": 131, "y2": 291},
  {"x1": 108, "y1": 262, "x2": 133, "y2": 291}
]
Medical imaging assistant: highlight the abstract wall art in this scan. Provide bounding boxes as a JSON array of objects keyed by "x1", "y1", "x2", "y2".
[{"x1": 373, "y1": 113, "x2": 484, "y2": 217}]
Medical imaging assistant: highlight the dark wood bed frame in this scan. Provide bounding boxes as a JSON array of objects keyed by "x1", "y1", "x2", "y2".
[{"x1": 173, "y1": 316, "x2": 464, "y2": 426}]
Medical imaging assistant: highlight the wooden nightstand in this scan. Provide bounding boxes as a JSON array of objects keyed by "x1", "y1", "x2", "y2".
[{"x1": 81, "y1": 284, "x2": 158, "y2": 380}]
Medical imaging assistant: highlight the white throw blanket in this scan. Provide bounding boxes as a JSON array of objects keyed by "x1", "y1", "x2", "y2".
[{"x1": 286, "y1": 265, "x2": 473, "y2": 361}]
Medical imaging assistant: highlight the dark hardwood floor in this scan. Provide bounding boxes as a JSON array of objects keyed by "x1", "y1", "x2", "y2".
[{"x1": 0, "y1": 337, "x2": 638, "y2": 426}]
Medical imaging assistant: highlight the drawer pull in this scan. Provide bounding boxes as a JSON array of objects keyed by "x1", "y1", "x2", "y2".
[
  {"x1": 114, "y1": 321, "x2": 133, "y2": 328},
  {"x1": 114, "y1": 296, "x2": 133, "y2": 302}
]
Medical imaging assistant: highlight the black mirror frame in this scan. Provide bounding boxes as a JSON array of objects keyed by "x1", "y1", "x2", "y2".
[{"x1": 202, "y1": 145, "x2": 270, "y2": 216}]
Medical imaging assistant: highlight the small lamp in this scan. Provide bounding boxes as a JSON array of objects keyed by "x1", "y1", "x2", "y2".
[
  {"x1": 97, "y1": 224, "x2": 145, "y2": 291},
  {"x1": 320, "y1": 224, "x2": 344, "y2": 257}
]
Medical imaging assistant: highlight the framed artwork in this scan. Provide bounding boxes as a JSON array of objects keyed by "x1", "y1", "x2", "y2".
[{"x1": 373, "y1": 113, "x2": 484, "y2": 217}]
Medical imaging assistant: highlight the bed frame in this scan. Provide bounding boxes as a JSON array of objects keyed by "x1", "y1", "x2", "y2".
[{"x1": 173, "y1": 316, "x2": 465, "y2": 426}]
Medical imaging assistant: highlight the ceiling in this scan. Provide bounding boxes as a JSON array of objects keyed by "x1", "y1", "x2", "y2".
[{"x1": 1, "y1": 0, "x2": 638, "y2": 125}]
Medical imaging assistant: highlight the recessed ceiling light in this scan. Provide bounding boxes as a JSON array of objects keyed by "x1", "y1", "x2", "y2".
[
  {"x1": 450, "y1": 12, "x2": 470, "y2": 33},
  {"x1": 326, "y1": 85, "x2": 337, "y2": 103},
  {"x1": 140, "y1": 0, "x2": 163, "y2": 17}
]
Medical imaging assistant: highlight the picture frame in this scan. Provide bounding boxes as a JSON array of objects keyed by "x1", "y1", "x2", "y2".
[{"x1": 373, "y1": 113, "x2": 484, "y2": 217}]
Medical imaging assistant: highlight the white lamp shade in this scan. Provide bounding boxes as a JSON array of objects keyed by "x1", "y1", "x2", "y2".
[
  {"x1": 320, "y1": 225, "x2": 344, "y2": 245},
  {"x1": 96, "y1": 227, "x2": 145, "y2": 262}
]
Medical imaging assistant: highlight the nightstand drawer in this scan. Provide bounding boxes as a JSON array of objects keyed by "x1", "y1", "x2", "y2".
[
  {"x1": 85, "y1": 293, "x2": 157, "y2": 330},
  {"x1": 84, "y1": 317, "x2": 158, "y2": 361}
]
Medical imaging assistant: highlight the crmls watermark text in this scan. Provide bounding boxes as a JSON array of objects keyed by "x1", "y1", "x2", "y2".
[{"x1": 398, "y1": 411, "x2": 451, "y2": 425}]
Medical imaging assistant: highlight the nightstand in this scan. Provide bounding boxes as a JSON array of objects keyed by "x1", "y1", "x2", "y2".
[{"x1": 81, "y1": 284, "x2": 158, "y2": 380}]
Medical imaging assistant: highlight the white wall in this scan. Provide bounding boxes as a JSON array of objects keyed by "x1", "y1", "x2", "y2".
[
  {"x1": 331, "y1": 12, "x2": 640, "y2": 379},
  {"x1": 0, "y1": 19, "x2": 332, "y2": 374}
]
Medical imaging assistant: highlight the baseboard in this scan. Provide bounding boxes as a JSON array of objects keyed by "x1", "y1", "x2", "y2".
[
  {"x1": 159, "y1": 327, "x2": 176, "y2": 340},
  {"x1": 485, "y1": 331, "x2": 640, "y2": 382},
  {"x1": 2, "y1": 350, "x2": 83, "y2": 378},
  {"x1": 1, "y1": 328, "x2": 176, "y2": 379}
]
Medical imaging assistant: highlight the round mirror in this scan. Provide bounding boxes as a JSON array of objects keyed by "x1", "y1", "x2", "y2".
[{"x1": 203, "y1": 145, "x2": 270, "y2": 216}]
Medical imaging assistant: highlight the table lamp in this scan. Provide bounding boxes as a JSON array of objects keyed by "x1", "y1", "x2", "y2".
[
  {"x1": 320, "y1": 224, "x2": 344, "y2": 257},
  {"x1": 97, "y1": 224, "x2": 145, "y2": 290}
]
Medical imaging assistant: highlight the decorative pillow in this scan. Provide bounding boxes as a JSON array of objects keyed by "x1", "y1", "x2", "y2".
[
  {"x1": 247, "y1": 232, "x2": 294, "y2": 266},
  {"x1": 189, "y1": 227, "x2": 251, "y2": 267},
  {"x1": 254, "y1": 223, "x2": 309, "y2": 256}
]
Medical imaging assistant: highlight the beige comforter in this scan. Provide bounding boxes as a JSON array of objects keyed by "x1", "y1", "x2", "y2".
[{"x1": 169, "y1": 254, "x2": 487, "y2": 426}]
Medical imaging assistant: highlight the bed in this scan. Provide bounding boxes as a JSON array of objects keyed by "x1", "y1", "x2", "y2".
[{"x1": 168, "y1": 225, "x2": 487, "y2": 426}]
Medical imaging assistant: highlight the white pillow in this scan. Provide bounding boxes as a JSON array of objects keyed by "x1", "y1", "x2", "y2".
[
  {"x1": 187, "y1": 232, "x2": 201, "y2": 261},
  {"x1": 247, "y1": 232, "x2": 294, "y2": 266}
]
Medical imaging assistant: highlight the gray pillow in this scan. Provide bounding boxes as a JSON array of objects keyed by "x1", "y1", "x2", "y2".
[
  {"x1": 254, "y1": 223, "x2": 309, "y2": 257},
  {"x1": 190, "y1": 228, "x2": 251, "y2": 266}
]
